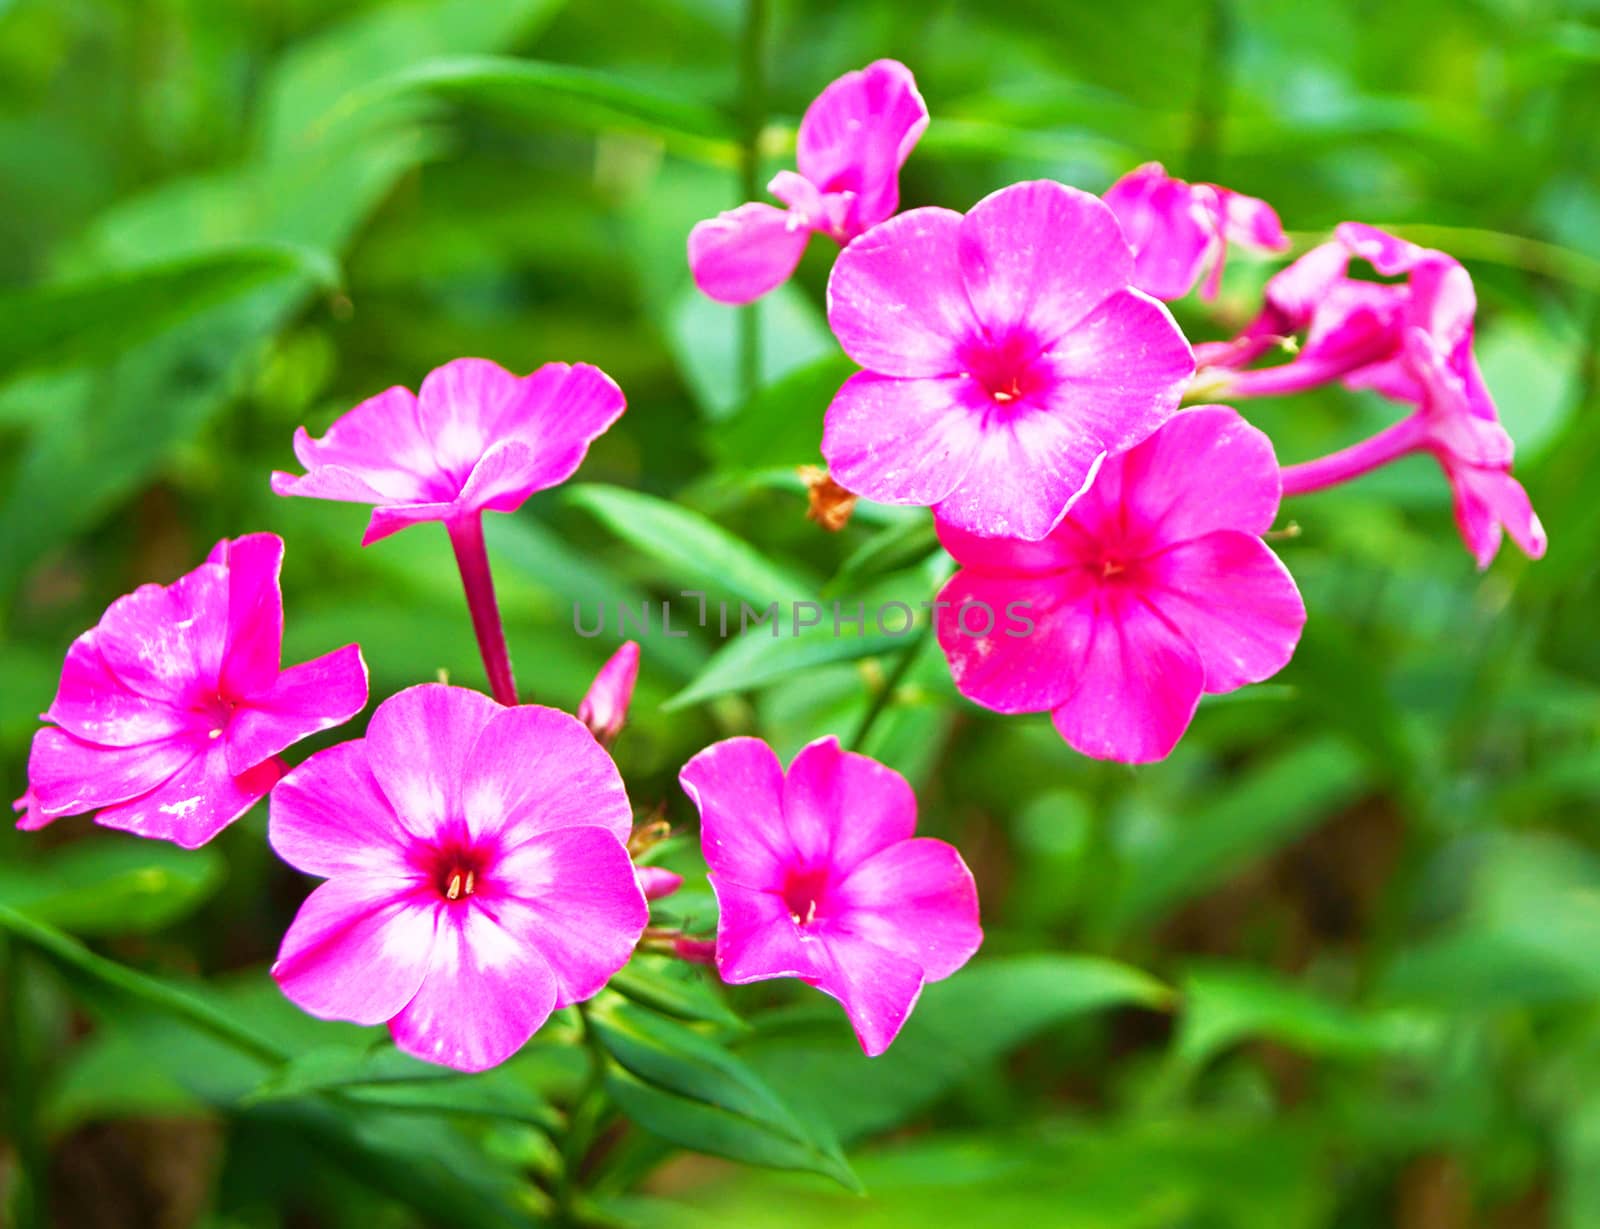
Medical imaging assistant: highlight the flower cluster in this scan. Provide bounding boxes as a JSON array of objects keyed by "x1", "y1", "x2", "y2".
[{"x1": 17, "y1": 57, "x2": 1545, "y2": 1077}]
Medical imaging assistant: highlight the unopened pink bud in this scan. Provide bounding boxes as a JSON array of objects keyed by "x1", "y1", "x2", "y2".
[
  {"x1": 636, "y1": 866, "x2": 683, "y2": 902},
  {"x1": 578, "y1": 641, "x2": 640, "y2": 744}
]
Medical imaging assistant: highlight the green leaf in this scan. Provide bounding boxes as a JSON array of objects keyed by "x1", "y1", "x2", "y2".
[
  {"x1": 1098, "y1": 738, "x2": 1370, "y2": 935},
  {"x1": 668, "y1": 285, "x2": 838, "y2": 421},
  {"x1": 744, "y1": 955, "x2": 1172, "y2": 1143},
  {"x1": 565, "y1": 483, "x2": 817, "y2": 608},
  {"x1": 0, "y1": 906, "x2": 285, "y2": 1064},
  {"x1": 664, "y1": 623, "x2": 914, "y2": 710},
  {"x1": 247, "y1": 1044, "x2": 562, "y2": 1132},
  {"x1": 1172, "y1": 965, "x2": 1437, "y2": 1073},
  {"x1": 825, "y1": 515, "x2": 941, "y2": 598},
  {"x1": 591, "y1": 1000, "x2": 857, "y2": 1190},
  {"x1": 0, "y1": 242, "x2": 337, "y2": 383},
  {"x1": 352, "y1": 55, "x2": 738, "y2": 162},
  {"x1": 710, "y1": 354, "x2": 856, "y2": 471},
  {"x1": 607, "y1": 956, "x2": 746, "y2": 1030},
  {"x1": 0, "y1": 837, "x2": 224, "y2": 935}
]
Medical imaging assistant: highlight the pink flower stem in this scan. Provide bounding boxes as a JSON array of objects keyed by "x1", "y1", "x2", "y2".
[
  {"x1": 1280, "y1": 415, "x2": 1427, "y2": 497},
  {"x1": 1222, "y1": 354, "x2": 1368, "y2": 399},
  {"x1": 446, "y1": 513, "x2": 519, "y2": 707}
]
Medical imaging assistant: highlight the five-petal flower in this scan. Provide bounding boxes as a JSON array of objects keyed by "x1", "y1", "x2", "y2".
[
  {"x1": 680, "y1": 735, "x2": 981, "y2": 1056},
  {"x1": 270, "y1": 684, "x2": 648, "y2": 1073},
  {"x1": 272, "y1": 357, "x2": 625, "y2": 544},
  {"x1": 21, "y1": 534, "x2": 367, "y2": 848},
  {"x1": 822, "y1": 179, "x2": 1195, "y2": 541},
  {"x1": 935, "y1": 407, "x2": 1306, "y2": 763}
]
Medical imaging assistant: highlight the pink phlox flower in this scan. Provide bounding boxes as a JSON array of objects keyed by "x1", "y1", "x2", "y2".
[
  {"x1": 680, "y1": 735, "x2": 981, "y2": 1056},
  {"x1": 688, "y1": 59, "x2": 928, "y2": 304},
  {"x1": 1103, "y1": 162, "x2": 1288, "y2": 302},
  {"x1": 270, "y1": 684, "x2": 648, "y2": 1073},
  {"x1": 935, "y1": 407, "x2": 1306, "y2": 764},
  {"x1": 272, "y1": 357, "x2": 625, "y2": 545},
  {"x1": 23, "y1": 534, "x2": 367, "y2": 848},
  {"x1": 822, "y1": 179, "x2": 1195, "y2": 541},
  {"x1": 578, "y1": 641, "x2": 640, "y2": 745}
]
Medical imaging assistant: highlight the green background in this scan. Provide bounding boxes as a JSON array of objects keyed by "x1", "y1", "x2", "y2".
[{"x1": 2, "y1": 0, "x2": 1598, "y2": 1225}]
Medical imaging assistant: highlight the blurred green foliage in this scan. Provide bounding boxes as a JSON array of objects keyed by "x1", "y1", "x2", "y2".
[{"x1": 1, "y1": 0, "x2": 1599, "y2": 1225}]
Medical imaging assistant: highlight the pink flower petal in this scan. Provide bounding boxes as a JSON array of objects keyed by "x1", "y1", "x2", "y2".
[
  {"x1": 779, "y1": 736, "x2": 917, "y2": 874},
  {"x1": 45, "y1": 632, "x2": 191, "y2": 747},
  {"x1": 934, "y1": 566, "x2": 1096, "y2": 713},
  {"x1": 1144, "y1": 531, "x2": 1306, "y2": 694},
  {"x1": 795, "y1": 58, "x2": 927, "y2": 229},
  {"x1": 1445, "y1": 459, "x2": 1548, "y2": 569},
  {"x1": 268, "y1": 740, "x2": 416, "y2": 879},
  {"x1": 688, "y1": 203, "x2": 813, "y2": 305},
  {"x1": 1050, "y1": 589, "x2": 1206, "y2": 763},
  {"x1": 959, "y1": 180, "x2": 1135, "y2": 340},
  {"x1": 362, "y1": 499, "x2": 459, "y2": 546},
  {"x1": 805, "y1": 929, "x2": 925, "y2": 1057},
  {"x1": 226, "y1": 643, "x2": 368, "y2": 776},
  {"x1": 709, "y1": 880, "x2": 821, "y2": 984},
  {"x1": 929, "y1": 395, "x2": 1108, "y2": 541},
  {"x1": 94, "y1": 744, "x2": 282, "y2": 848},
  {"x1": 1222, "y1": 190, "x2": 1289, "y2": 251},
  {"x1": 364, "y1": 685, "x2": 503, "y2": 842},
  {"x1": 96, "y1": 565, "x2": 228, "y2": 706},
  {"x1": 212, "y1": 533, "x2": 285, "y2": 700},
  {"x1": 822, "y1": 371, "x2": 986, "y2": 509},
  {"x1": 27, "y1": 727, "x2": 198, "y2": 818},
  {"x1": 389, "y1": 907, "x2": 559, "y2": 1072},
  {"x1": 496, "y1": 361, "x2": 627, "y2": 473},
  {"x1": 415, "y1": 358, "x2": 525, "y2": 485},
  {"x1": 1103, "y1": 163, "x2": 1214, "y2": 303},
  {"x1": 272, "y1": 876, "x2": 437, "y2": 1026},
  {"x1": 282, "y1": 385, "x2": 443, "y2": 503},
  {"x1": 1114, "y1": 406, "x2": 1282, "y2": 548},
  {"x1": 826, "y1": 207, "x2": 975, "y2": 377},
  {"x1": 935, "y1": 516, "x2": 1087, "y2": 575},
  {"x1": 459, "y1": 704, "x2": 633, "y2": 847},
  {"x1": 680, "y1": 737, "x2": 791, "y2": 890},
  {"x1": 836, "y1": 837, "x2": 981, "y2": 982},
  {"x1": 491, "y1": 826, "x2": 648, "y2": 1007}
]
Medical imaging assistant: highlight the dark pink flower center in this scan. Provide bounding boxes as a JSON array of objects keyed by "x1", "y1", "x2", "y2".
[
  {"x1": 961, "y1": 330, "x2": 1051, "y2": 407},
  {"x1": 194, "y1": 694, "x2": 236, "y2": 742},
  {"x1": 780, "y1": 866, "x2": 833, "y2": 929},
  {"x1": 421, "y1": 838, "x2": 492, "y2": 904}
]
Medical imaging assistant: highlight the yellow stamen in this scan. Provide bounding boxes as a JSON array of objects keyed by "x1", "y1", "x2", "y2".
[{"x1": 446, "y1": 872, "x2": 463, "y2": 901}]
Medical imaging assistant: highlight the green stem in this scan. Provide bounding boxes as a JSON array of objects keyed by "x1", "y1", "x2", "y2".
[
  {"x1": 850, "y1": 621, "x2": 931, "y2": 752},
  {"x1": 1185, "y1": 0, "x2": 1231, "y2": 182},
  {"x1": 735, "y1": 0, "x2": 769, "y2": 400},
  {"x1": 3, "y1": 937, "x2": 47, "y2": 1229}
]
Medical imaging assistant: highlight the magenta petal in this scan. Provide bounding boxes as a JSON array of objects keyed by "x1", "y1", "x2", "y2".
[
  {"x1": 415, "y1": 358, "x2": 523, "y2": 483},
  {"x1": 285, "y1": 386, "x2": 442, "y2": 503},
  {"x1": 272, "y1": 877, "x2": 437, "y2": 1026},
  {"x1": 364, "y1": 685, "x2": 503, "y2": 841},
  {"x1": 1222, "y1": 190, "x2": 1289, "y2": 251},
  {"x1": 226, "y1": 643, "x2": 368, "y2": 776},
  {"x1": 27, "y1": 727, "x2": 197, "y2": 818},
  {"x1": 492, "y1": 827, "x2": 648, "y2": 1007},
  {"x1": 45, "y1": 632, "x2": 191, "y2": 746},
  {"x1": 453, "y1": 441, "x2": 558, "y2": 517},
  {"x1": 94, "y1": 744, "x2": 282, "y2": 848},
  {"x1": 1446, "y1": 460, "x2": 1548, "y2": 569},
  {"x1": 1039, "y1": 288, "x2": 1194, "y2": 459},
  {"x1": 826, "y1": 207, "x2": 975, "y2": 377},
  {"x1": 578, "y1": 641, "x2": 640, "y2": 743},
  {"x1": 710, "y1": 880, "x2": 821, "y2": 984},
  {"x1": 935, "y1": 516, "x2": 1086, "y2": 575},
  {"x1": 822, "y1": 371, "x2": 984, "y2": 508},
  {"x1": 960, "y1": 180, "x2": 1134, "y2": 340},
  {"x1": 836, "y1": 837, "x2": 981, "y2": 982},
  {"x1": 268, "y1": 740, "x2": 414, "y2": 879},
  {"x1": 499, "y1": 361, "x2": 626, "y2": 471},
  {"x1": 96, "y1": 565, "x2": 228, "y2": 706},
  {"x1": 1145, "y1": 531, "x2": 1307, "y2": 694},
  {"x1": 930, "y1": 397, "x2": 1107, "y2": 541},
  {"x1": 362, "y1": 500, "x2": 458, "y2": 545},
  {"x1": 214, "y1": 533, "x2": 286, "y2": 700},
  {"x1": 680, "y1": 737, "x2": 791, "y2": 889},
  {"x1": 1050, "y1": 590, "x2": 1206, "y2": 763},
  {"x1": 389, "y1": 908, "x2": 559, "y2": 1072},
  {"x1": 780, "y1": 736, "x2": 917, "y2": 874},
  {"x1": 688, "y1": 203, "x2": 813, "y2": 305},
  {"x1": 1117, "y1": 406, "x2": 1283, "y2": 547},
  {"x1": 806, "y1": 930, "x2": 925, "y2": 1057},
  {"x1": 935, "y1": 568, "x2": 1095, "y2": 714},
  {"x1": 795, "y1": 58, "x2": 927, "y2": 229},
  {"x1": 460, "y1": 704, "x2": 632, "y2": 847}
]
